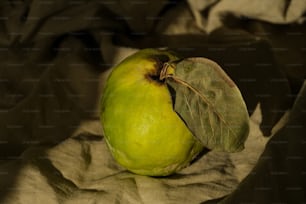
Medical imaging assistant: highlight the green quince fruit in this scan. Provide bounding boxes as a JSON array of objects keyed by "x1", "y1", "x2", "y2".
[{"x1": 100, "y1": 49, "x2": 203, "y2": 176}]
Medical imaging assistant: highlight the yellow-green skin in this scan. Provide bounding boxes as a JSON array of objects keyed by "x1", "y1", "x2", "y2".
[{"x1": 100, "y1": 49, "x2": 203, "y2": 176}]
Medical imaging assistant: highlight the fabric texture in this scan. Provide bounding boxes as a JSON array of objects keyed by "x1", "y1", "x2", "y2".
[{"x1": 0, "y1": 0, "x2": 305, "y2": 203}]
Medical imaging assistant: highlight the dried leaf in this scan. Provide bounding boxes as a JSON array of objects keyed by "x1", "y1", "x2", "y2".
[{"x1": 164, "y1": 58, "x2": 249, "y2": 152}]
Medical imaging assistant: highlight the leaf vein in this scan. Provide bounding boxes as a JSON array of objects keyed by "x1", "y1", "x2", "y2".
[{"x1": 169, "y1": 76, "x2": 236, "y2": 136}]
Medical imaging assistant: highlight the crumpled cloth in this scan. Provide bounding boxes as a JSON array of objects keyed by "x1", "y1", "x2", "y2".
[
  {"x1": 188, "y1": 0, "x2": 306, "y2": 32},
  {"x1": 0, "y1": 0, "x2": 305, "y2": 203},
  {"x1": 0, "y1": 110, "x2": 273, "y2": 204}
]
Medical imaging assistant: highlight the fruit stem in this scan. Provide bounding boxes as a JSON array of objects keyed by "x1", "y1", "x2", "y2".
[{"x1": 160, "y1": 62, "x2": 176, "y2": 80}]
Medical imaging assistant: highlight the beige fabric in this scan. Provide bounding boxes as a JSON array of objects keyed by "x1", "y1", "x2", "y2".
[
  {"x1": 188, "y1": 0, "x2": 306, "y2": 32},
  {"x1": 0, "y1": 104, "x2": 276, "y2": 203}
]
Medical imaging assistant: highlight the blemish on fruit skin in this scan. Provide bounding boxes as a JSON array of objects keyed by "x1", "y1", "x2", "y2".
[
  {"x1": 145, "y1": 54, "x2": 170, "y2": 85},
  {"x1": 150, "y1": 54, "x2": 170, "y2": 71},
  {"x1": 145, "y1": 73, "x2": 165, "y2": 85}
]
